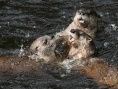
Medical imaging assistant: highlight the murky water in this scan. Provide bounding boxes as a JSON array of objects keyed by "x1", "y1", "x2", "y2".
[{"x1": 0, "y1": 0, "x2": 118, "y2": 89}]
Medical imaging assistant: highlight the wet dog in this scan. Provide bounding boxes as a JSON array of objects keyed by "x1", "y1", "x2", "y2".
[{"x1": 60, "y1": 8, "x2": 100, "y2": 39}]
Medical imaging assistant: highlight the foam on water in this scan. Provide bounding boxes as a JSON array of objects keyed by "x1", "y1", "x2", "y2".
[
  {"x1": 18, "y1": 45, "x2": 27, "y2": 57},
  {"x1": 60, "y1": 59, "x2": 74, "y2": 73}
]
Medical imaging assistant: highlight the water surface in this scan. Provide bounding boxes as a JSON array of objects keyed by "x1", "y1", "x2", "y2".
[{"x1": 0, "y1": 0, "x2": 118, "y2": 89}]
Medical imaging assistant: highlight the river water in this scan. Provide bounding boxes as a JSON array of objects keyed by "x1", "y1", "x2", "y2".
[{"x1": 0, "y1": 0, "x2": 118, "y2": 89}]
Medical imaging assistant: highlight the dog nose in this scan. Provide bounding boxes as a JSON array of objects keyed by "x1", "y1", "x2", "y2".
[{"x1": 70, "y1": 29, "x2": 76, "y2": 33}]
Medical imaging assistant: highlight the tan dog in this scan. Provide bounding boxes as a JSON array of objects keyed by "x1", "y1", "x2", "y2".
[
  {"x1": 29, "y1": 35, "x2": 70, "y2": 63},
  {"x1": 60, "y1": 8, "x2": 99, "y2": 39},
  {"x1": 68, "y1": 29, "x2": 95, "y2": 62}
]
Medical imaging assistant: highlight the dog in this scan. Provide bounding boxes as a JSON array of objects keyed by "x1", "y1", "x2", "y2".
[{"x1": 60, "y1": 8, "x2": 100, "y2": 39}]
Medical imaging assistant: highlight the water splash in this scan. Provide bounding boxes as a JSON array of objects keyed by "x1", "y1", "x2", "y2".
[
  {"x1": 28, "y1": 53, "x2": 41, "y2": 62},
  {"x1": 18, "y1": 45, "x2": 25, "y2": 57},
  {"x1": 109, "y1": 24, "x2": 117, "y2": 31},
  {"x1": 25, "y1": 33, "x2": 30, "y2": 38},
  {"x1": 60, "y1": 59, "x2": 74, "y2": 73}
]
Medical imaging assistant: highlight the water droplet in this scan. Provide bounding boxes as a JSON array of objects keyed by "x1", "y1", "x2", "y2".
[
  {"x1": 25, "y1": 33, "x2": 30, "y2": 38},
  {"x1": 60, "y1": 74, "x2": 67, "y2": 77},
  {"x1": 80, "y1": 2, "x2": 83, "y2": 5},
  {"x1": 62, "y1": 11, "x2": 65, "y2": 14},
  {"x1": 33, "y1": 26, "x2": 36, "y2": 28},
  {"x1": 104, "y1": 42, "x2": 109, "y2": 47},
  {"x1": 111, "y1": 59, "x2": 114, "y2": 62},
  {"x1": 18, "y1": 45, "x2": 25, "y2": 57},
  {"x1": 110, "y1": 24, "x2": 117, "y2": 30},
  {"x1": 106, "y1": 12, "x2": 109, "y2": 15},
  {"x1": 63, "y1": 16, "x2": 66, "y2": 18},
  {"x1": 7, "y1": 22, "x2": 10, "y2": 26}
]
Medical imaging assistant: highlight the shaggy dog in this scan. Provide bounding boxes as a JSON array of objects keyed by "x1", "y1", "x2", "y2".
[{"x1": 60, "y1": 8, "x2": 100, "y2": 39}]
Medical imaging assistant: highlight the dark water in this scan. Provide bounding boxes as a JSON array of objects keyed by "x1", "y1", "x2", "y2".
[{"x1": 0, "y1": 0, "x2": 118, "y2": 89}]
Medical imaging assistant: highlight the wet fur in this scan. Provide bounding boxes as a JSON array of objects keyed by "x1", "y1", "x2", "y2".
[
  {"x1": 0, "y1": 8, "x2": 117, "y2": 88},
  {"x1": 66, "y1": 29, "x2": 118, "y2": 88},
  {"x1": 0, "y1": 35, "x2": 70, "y2": 73},
  {"x1": 29, "y1": 35, "x2": 57, "y2": 63},
  {"x1": 60, "y1": 8, "x2": 99, "y2": 39},
  {"x1": 29, "y1": 35, "x2": 70, "y2": 63},
  {"x1": 68, "y1": 29, "x2": 95, "y2": 61},
  {"x1": 0, "y1": 56, "x2": 43, "y2": 73},
  {"x1": 72, "y1": 58, "x2": 118, "y2": 88}
]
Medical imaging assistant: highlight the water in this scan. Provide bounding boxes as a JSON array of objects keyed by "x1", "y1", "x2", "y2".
[{"x1": 0, "y1": 0, "x2": 118, "y2": 89}]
